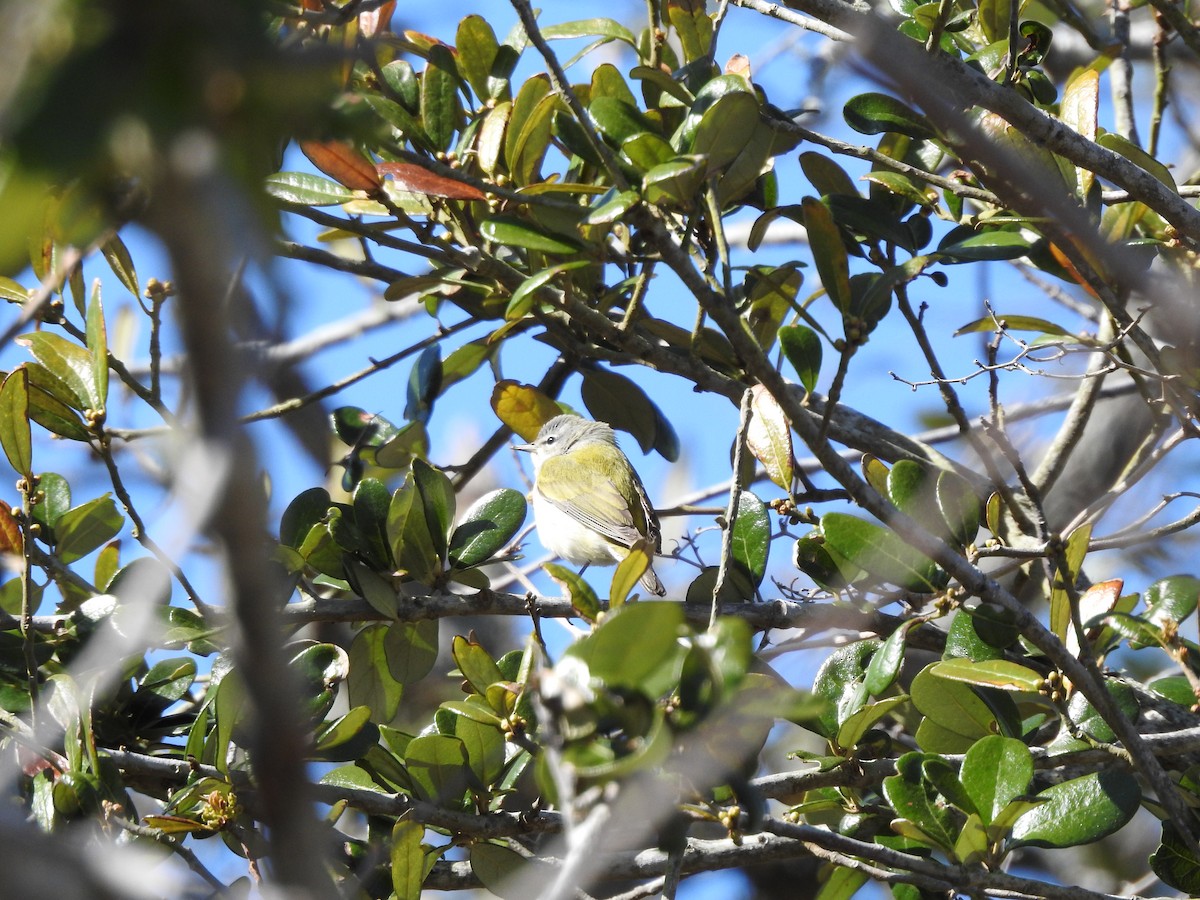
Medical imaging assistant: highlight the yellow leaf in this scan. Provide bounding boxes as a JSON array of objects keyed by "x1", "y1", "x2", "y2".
[
  {"x1": 490, "y1": 380, "x2": 562, "y2": 440},
  {"x1": 745, "y1": 385, "x2": 795, "y2": 494}
]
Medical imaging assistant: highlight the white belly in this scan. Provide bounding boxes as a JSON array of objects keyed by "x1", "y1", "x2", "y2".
[{"x1": 531, "y1": 493, "x2": 622, "y2": 567}]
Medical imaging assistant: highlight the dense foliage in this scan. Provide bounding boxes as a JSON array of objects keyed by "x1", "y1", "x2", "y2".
[{"x1": 4, "y1": 0, "x2": 1200, "y2": 897}]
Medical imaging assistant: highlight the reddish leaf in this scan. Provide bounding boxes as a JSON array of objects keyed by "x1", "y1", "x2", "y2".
[
  {"x1": 0, "y1": 500, "x2": 23, "y2": 555},
  {"x1": 299, "y1": 141, "x2": 382, "y2": 193},
  {"x1": 376, "y1": 163, "x2": 486, "y2": 200}
]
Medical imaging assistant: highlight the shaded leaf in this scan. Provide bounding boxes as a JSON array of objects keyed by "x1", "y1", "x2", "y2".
[
  {"x1": 844, "y1": 93, "x2": 935, "y2": 139},
  {"x1": 778, "y1": 324, "x2": 822, "y2": 395},
  {"x1": 56, "y1": 495, "x2": 123, "y2": 564},
  {"x1": 820, "y1": 512, "x2": 942, "y2": 592},
  {"x1": 481, "y1": 216, "x2": 582, "y2": 254},
  {"x1": 449, "y1": 488, "x2": 527, "y2": 569},
  {"x1": 801, "y1": 197, "x2": 852, "y2": 311},
  {"x1": 0, "y1": 369, "x2": 33, "y2": 480},
  {"x1": 392, "y1": 820, "x2": 428, "y2": 900}
]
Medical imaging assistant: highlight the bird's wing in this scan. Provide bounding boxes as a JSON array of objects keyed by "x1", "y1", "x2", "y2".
[{"x1": 537, "y1": 455, "x2": 644, "y2": 548}]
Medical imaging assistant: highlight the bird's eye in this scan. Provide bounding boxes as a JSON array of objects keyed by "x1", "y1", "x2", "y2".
[{"x1": 544, "y1": 436, "x2": 556, "y2": 445}]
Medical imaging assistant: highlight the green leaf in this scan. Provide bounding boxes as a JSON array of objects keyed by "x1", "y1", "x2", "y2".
[
  {"x1": 1145, "y1": 574, "x2": 1200, "y2": 630},
  {"x1": 668, "y1": 0, "x2": 714, "y2": 62},
  {"x1": 1049, "y1": 523, "x2": 1091, "y2": 644},
  {"x1": 931, "y1": 658, "x2": 1044, "y2": 692},
  {"x1": 506, "y1": 75, "x2": 552, "y2": 176},
  {"x1": 935, "y1": 230, "x2": 1030, "y2": 262},
  {"x1": 421, "y1": 58, "x2": 461, "y2": 152},
  {"x1": 0, "y1": 277, "x2": 29, "y2": 304},
  {"x1": 844, "y1": 93, "x2": 935, "y2": 139},
  {"x1": 541, "y1": 17, "x2": 637, "y2": 46},
  {"x1": 404, "y1": 733, "x2": 471, "y2": 806},
  {"x1": 817, "y1": 867, "x2": 869, "y2": 900},
  {"x1": 580, "y1": 366, "x2": 678, "y2": 460},
  {"x1": 620, "y1": 131, "x2": 675, "y2": 171},
  {"x1": 391, "y1": 820, "x2": 428, "y2": 900},
  {"x1": 864, "y1": 621, "x2": 917, "y2": 695},
  {"x1": 691, "y1": 91, "x2": 759, "y2": 170},
  {"x1": 481, "y1": 216, "x2": 582, "y2": 255},
  {"x1": 388, "y1": 477, "x2": 437, "y2": 585},
  {"x1": 882, "y1": 752, "x2": 957, "y2": 852},
  {"x1": 642, "y1": 155, "x2": 706, "y2": 209},
  {"x1": 404, "y1": 344, "x2": 442, "y2": 424},
  {"x1": 836, "y1": 693, "x2": 909, "y2": 751},
  {"x1": 353, "y1": 477, "x2": 393, "y2": 569},
  {"x1": 731, "y1": 490, "x2": 770, "y2": 589},
  {"x1": 509, "y1": 93, "x2": 558, "y2": 185},
  {"x1": 610, "y1": 540, "x2": 653, "y2": 606},
  {"x1": 456, "y1": 15, "x2": 501, "y2": 102},
  {"x1": 314, "y1": 705, "x2": 379, "y2": 760},
  {"x1": 801, "y1": 198, "x2": 852, "y2": 311},
  {"x1": 936, "y1": 470, "x2": 981, "y2": 548},
  {"x1": 800, "y1": 152, "x2": 859, "y2": 197},
  {"x1": 471, "y1": 842, "x2": 552, "y2": 900},
  {"x1": 280, "y1": 487, "x2": 332, "y2": 549},
  {"x1": 1010, "y1": 771, "x2": 1140, "y2": 849},
  {"x1": 25, "y1": 376, "x2": 89, "y2": 441},
  {"x1": 412, "y1": 458, "x2": 455, "y2": 562},
  {"x1": 138, "y1": 657, "x2": 197, "y2": 707},
  {"x1": 820, "y1": 512, "x2": 942, "y2": 592},
  {"x1": 100, "y1": 234, "x2": 138, "y2": 297},
  {"x1": 453, "y1": 634, "x2": 506, "y2": 697},
  {"x1": 1061, "y1": 69, "x2": 1099, "y2": 197},
  {"x1": 977, "y1": 0, "x2": 1012, "y2": 43},
  {"x1": 56, "y1": 495, "x2": 124, "y2": 564},
  {"x1": 30, "y1": 471, "x2": 70, "y2": 539},
  {"x1": 319, "y1": 763, "x2": 389, "y2": 794},
  {"x1": 566, "y1": 602, "x2": 685, "y2": 697},
  {"x1": 1098, "y1": 131, "x2": 1177, "y2": 190},
  {"x1": 589, "y1": 97, "x2": 655, "y2": 145},
  {"x1": 909, "y1": 666, "x2": 996, "y2": 752},
  {"x1": 778, "y1": 324, "x2": 822, "y2": 395},
  {"x1": 583, "y1": 189, "x2": 640, "y2": 225},
  {"x1": 544, "y1": 562, "x2": 602, "y2": 622},
  {"x1": 18, "y1": 332, "x2": 99, "y2": 411},
  {"x1": 505, "y1": 259, "x2": 591, "y2": 319},
  {"x1": 953, "y1": 314, "x2": 1073, "y2": 338},
  {"x1": 451, "y1": 714, "x2": 507, "y2": 789},
  {"x1": 944, "y1": 605, "x2": 1015, "y2": 661},
  {"x1": 1151, "y1": 822, "x2": 1200, "y2": 894},
  {"x1": 811, "y1": 640, "x2": 880, "y2": 738},
  {"x1": 0, "y1": 369, "x2": 33, "y2": 480},
  {"x1": 290, "y1": 642, "x2": 349, "y2": 721},
  {"x1": 959, "y1": 735, "x2": 1033, "y2": 825},
  {"x1": 264, "y1": 172, "x2": 355, "y2": 206},
  {"x1": 449, "y1": 488, "x2": 527, "y2": 569}
]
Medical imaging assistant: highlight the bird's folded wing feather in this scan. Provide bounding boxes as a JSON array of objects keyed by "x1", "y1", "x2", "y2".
[{"x1": 538, "y1": 455, "x2": 642, "y2": 547}]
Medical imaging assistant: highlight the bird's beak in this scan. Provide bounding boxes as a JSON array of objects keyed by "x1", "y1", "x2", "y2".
[{"x1": 514, "y1": 442, "x2": 534, "y2": 452}]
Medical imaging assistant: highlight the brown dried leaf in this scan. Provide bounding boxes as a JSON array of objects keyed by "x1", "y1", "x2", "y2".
[
  {"x1": 299, "y1": 140, "x2": 382, "y2": 193},
  {"x1": 376, "y1": 163, "x2": 486, "y2": 200}
]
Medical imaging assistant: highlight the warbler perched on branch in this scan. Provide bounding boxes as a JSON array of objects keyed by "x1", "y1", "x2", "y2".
[{"x1": 517, "y1": 415, "x2": 665, "y2": 596}]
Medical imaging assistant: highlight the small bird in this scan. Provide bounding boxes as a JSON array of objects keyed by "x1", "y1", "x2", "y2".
[{"x1": 516, "y1": 415, "x2": 665, "y2": 596}]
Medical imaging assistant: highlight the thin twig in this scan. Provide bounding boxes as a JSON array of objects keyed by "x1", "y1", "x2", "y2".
[{"x1": 712, "y1": 389, "x2": 754, "y2": 628}]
